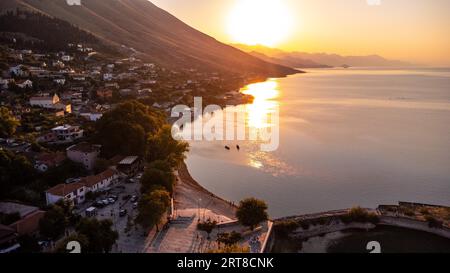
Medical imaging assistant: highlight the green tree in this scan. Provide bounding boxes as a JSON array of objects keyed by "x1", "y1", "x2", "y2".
[
  {"x1": 236, "y1": 198, "x2": 269, "y2": 231},
  {"x1": 0, "y1": 106, "x2": 20, "y2": 137},
  {"x1": 146, "y1": 125, "x2": 189, "y2": 168},
  {"x1": 76, "y1": 218, "x2": 118, "y2": 253},
  {"x1": 94, "y1": 101, "x2": 165, "y2": 158},
  {"x1": 197, "y1": 219, "x2": 218, "y2": 240},
  {"x1": 136, "y1": 189, "x2": 171, "y2": 231},
  {"x1": 39, "y1": 205, "x2": 68, "y2": 240},
  {"x1": 140, "y1": 160, "x2": 176, "y2": 194},
  {"x1": 0, "y1": 149, "x2": 36, "y2": 198}
]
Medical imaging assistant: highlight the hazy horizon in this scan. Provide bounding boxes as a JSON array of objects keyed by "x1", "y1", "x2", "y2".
[{"x1": 152, "y1": 0, "x2": 450, "y2": 67}]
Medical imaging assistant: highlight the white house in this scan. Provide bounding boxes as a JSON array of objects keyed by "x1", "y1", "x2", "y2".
[
  {"x1": 16, "y1": 79, "x2": 33, "y2": 89},
  {"x1": 45, "y1": 181, "x2": 87, "y2": 206},
  {"x1": 66, "y1": 142, "x2": 101, "y2": 170},
  {"x1": 45, "y1": 168, "x2": 119, "y2": 205},
  {"x1": 80, "y1": 112, "x2": 103, "y2": 122},
  {"x1": 29, "y1": 94, "x2": 60, "y2": 108},
  {"x1": 81, "y1": 169, "x2": 119, "y2": 193},
  {"x1": 51, "y1": 125, "x2": 83, "y2": 143},
  {"x1": 61, "y1": 55, "x2": 73, "y2": 62}
]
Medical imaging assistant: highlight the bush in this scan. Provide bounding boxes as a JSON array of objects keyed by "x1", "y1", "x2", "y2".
[
  {"x1": 274, "y1": 220, "x2": 299, "y2": 237},
  {"x1": 197, "y1": 219, "x2": 217, "y2": 239},
  {"x1": 236, "y1": 198, "x2": 269, "y2": 231},
  {"x1": 217, "y1": 231, "x2": 242, "y2": 246},
  {"x1": 340, "y1": 207, "x2": 379, "y2": 224},
  {"x1": 209, "y1": 244, "x2": 250, "y2": 253}
]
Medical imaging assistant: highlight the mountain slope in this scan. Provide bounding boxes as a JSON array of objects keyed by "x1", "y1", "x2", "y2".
[
  {"x1": 0, "y1": 0, "x2": 297, "y2": 77},
  {"x1": 233, "y1": 44, "x2": 412, "y2": 68},
  {"x1": 248, "y1": 51, "x2": 330, "y2": 69}
]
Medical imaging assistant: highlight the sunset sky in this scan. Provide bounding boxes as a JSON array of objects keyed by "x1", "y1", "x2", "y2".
[{"x1": 152, "y1": 0, "x2": 450, "y2": 66}]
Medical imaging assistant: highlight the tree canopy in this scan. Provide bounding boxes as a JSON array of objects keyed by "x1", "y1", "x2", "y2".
[
  {"x1": 0, "y1": 149, "x2": 36, "y2": 199},
  {"x1": 146, "y1": 124, "x2": 189, "y2": 168},
  {"x1": 76, "y1": 218, "x2": 118, "y2": 253},
  {"x1": 236, "y1": 198, "x2": 269, "y2": 231},
  {"x1": 140, "y1": 160, "x2": 176, "y2": 194},
  {"x1": 94, "y1": 100, "x2": 165, "y2": 158},
  {"x1": 0, "y1": 106, "x2": 20, "y2": 138},
  {"x1": 136, "y1": 189, "x2": 171, "y2": 230},
  {"x1": 39, "y1": 205, "x2": 68, "y2": 240}
]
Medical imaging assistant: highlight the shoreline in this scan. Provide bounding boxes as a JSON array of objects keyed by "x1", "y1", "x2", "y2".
[{"x1": 177, "y1": 162, "x2": 238, "y2": 210}]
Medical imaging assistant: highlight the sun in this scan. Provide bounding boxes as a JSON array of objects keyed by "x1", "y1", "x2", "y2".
[{"x1": 227, "y1": 0, "x2": 293, "y2": 47}]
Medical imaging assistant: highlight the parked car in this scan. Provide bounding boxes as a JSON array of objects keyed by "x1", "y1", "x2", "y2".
[
  {"x1": 130, "y1": 195, "x2": 138, "y2": 202},
  {"x1": 132, "y1": 202, "x2": 138, "y2": 209},
  {"x1": 119, "y1": 209, "x2": 127, "y2": 217},
  {"x1": 94, "y1": 201, "x2": 105, "y2": 208},
  {"x1": 107, "y1": 198, "x2": 116, "y2": 204}
]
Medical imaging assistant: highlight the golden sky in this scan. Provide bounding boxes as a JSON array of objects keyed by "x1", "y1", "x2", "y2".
[{"x1": 152, "y1": 0, "x2": 450, "y2": 66}]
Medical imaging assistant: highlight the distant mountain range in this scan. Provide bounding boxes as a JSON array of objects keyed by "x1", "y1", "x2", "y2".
[
  {"x1": 232, "y1": 44, "x2": 413, "y2": 68},
  {"x1": 0, "y1": 0, "x2": 297, "y2": 77}
]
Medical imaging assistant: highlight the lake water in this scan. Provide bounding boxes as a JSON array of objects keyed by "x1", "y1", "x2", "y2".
[{"x1": 185, "y1": 68, "x2": 450, "y2": 218}]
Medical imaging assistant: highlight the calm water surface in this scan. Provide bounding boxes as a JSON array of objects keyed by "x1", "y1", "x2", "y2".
[{"x1": 185, "y1": 68, "x2": 450, "y2": 218}]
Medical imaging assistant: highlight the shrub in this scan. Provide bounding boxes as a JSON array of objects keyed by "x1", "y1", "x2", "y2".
[
  {"x1": 340, "y1": 207, "x2": 379, "y2": 224},
  {"x1": 273, "y1": 220, "x2": 299, "y2": 237}
]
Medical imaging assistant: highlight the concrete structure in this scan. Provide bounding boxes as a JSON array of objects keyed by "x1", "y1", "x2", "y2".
[
  {"x1": 117, "y1": 156, "x2": 142, "y2": 176},
  {"x1": 66, "y1": 142, "x2": 101, "y2": 170}
]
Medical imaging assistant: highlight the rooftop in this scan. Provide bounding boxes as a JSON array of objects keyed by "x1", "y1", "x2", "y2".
[
  {"x1": 45, "y1": 181, "x2": 85, "y2": 197},
  {"x1": 67, "y1": 142, "x2": 101, "y2": 153},
  {"x1": 80, "y1": 168, "x2": 118, "y2": 188},
  {"x1": 119, "y1": 156, "x2": 139, "y2": 165},
  {"x1": 0, "y1": 202, "x2": 39, "y2": 218}
]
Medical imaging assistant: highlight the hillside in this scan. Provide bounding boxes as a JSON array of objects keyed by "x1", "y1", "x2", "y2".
[
  {"x1": 0, "y1": 10, "x2": 117, "y2": 54},
  {"x1": 233, "y1": 44, "x2": 413, "y2": 68},
  {"x1": 0, "y1": 0, "x2": 297, "y2": 77}
]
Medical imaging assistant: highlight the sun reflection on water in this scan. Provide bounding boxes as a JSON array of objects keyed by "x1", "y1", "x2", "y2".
[{"x1": 242, "y1": 80, "x2": 280, "y2": 129}]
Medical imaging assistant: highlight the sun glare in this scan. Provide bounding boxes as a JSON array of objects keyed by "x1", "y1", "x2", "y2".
[{"x1": 227, "y1": 0, "x2": 293, "y2": 47}]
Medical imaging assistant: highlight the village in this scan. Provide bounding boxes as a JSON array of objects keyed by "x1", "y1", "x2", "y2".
[{"x1": 0, "y1": 31, "x2": 258, "y2": 253}]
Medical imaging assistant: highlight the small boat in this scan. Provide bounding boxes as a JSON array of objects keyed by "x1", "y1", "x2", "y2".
[{"x1": 225, "y1": 146, "x2": 231, "y2": 150}]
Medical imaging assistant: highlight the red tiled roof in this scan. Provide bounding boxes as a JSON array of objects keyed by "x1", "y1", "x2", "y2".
[
  {"x1": 81, "y1": 168, "x2": 117, "y2": 187},
  {"x1": 36, "y1": 152, "x2": 66, "y2": 166},
  {"x1": 46, "y1": 169, "x2": 117, "y2": 196},
  {"x1": 9, "y1": 210, "x2": 45, "y2": 236},
  {"x1": 46, "y1": 181, "x2": 85, "y2": 197}
]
